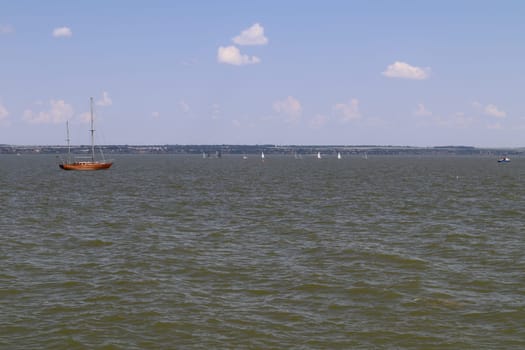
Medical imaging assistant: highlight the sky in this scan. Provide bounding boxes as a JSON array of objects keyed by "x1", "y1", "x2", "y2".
[{"x1": 1, "y1": 0, "x2": 525, "y2": 147}]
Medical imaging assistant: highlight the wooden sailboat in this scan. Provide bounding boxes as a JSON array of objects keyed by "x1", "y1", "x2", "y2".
[{"x1": 59, "y1": 97, "x2": 113, "y2": 171}]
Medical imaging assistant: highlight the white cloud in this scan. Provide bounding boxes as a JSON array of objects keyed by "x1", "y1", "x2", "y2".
[
  {"x1": 273, "y1": 96, "x2": 302, "y2": 122},
  {"x1": 333, "y1": 98, "x2": 361, "y2": 122},
  {"x1": 233, "y1": 23, "x2": 268, "y2": 46},
  {"x1": 0, "y1": 102, "x2": 8, "y2": 120},
  {"x1": 484, "y1": 104, "x2": 506, "y2": 118},
  {"x1": 96, "y1": 91, "x2": 112, "y2": 106},
  {"x1": 217, "y1": 45, "x2": 260, "y2": 65},
  {"x1": 472, "y1": 101, "x2": 507, "y2": 119},
  {"x1": 0, "y1": 24, "x2": 14, "y2": 34},
  {"x1": 382, "y1": 61, "x2": 430, "y2": 80},
  {"x1": 179, "y1": 100, "x2": 190, "y2": 112},
  {"x1": 414, "y1": 103, "x2": 432, "y2": 116},
  {"x1": 23, "y1": 99, "x2": 74, "y2": 124},
  {"x1": 52, "y1": 26, "x2": 72, "y2": 38},
  {"x1": 309, "y1": 114, "x2": 329, "y2": 129}
]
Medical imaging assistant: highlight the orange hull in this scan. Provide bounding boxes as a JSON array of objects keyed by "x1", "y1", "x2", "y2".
[{"x1": 59, "y1": 161, "x2": 113, "y2": 171}]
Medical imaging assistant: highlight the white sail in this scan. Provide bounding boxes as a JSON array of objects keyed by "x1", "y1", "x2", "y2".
[
  {"x1": 317, "y1": 152, "x2": 321, "y2": 159},
  {"x1": 337, "y1": 152, "x2": 341, "y2": 160}
]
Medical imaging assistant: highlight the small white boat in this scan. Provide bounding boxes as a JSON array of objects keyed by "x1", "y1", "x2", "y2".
[
  {"x1": 498, "y1": 156, "x2": 510, "y2": 163},
  {"x1": 337, "y1": 152, "x2": 342, "y2": 160},
  {"x1": 261, "y1": 151, "x2": 265, "y2": 161},
  {"x1": 317, "y1": 152, "x2": 322, "y2": 159}
]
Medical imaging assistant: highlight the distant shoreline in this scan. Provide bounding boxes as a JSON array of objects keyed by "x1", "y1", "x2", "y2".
[{"x1": 1, "y1": 144, "x2": 523, "y2": 156}]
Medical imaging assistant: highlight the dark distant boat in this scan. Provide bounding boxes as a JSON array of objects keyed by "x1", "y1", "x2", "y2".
[
  {"x1": 59, "y1": 97, "x2": 113, "y2": 171},
  {"x1": 497, "y1": 156, "x2": 510, "y2": 163}
]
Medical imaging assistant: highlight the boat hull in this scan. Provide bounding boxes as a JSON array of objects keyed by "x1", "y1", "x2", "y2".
[{"x1": 59, "y1": 162, "x2": 113, "y2": 171}]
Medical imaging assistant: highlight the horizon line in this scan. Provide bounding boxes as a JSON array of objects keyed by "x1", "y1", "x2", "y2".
[{"x1": 2, "y1": 144, "x2": 524, "y2": 150}]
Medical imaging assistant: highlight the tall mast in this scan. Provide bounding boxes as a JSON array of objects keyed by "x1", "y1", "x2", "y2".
[
  {"x1": 90, "y1": 97, "x2": 95, "y2": 162},
  {"x1": 66, "y1": 120, "x2": 71, "y2": 161}
]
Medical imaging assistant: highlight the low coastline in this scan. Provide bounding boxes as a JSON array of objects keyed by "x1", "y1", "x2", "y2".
[{"x1": 1, "y1": 144, "x2": 523, "y2": 157}]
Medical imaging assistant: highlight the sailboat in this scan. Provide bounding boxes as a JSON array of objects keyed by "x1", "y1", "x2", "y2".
[
  {"x1": 317, "y1": 151, "x2": 322, "y2": 159},
  {"x1": 261, "y1": 151, "x2": 265, "y2": 161},
  {"x1": 59, "y1": 97, "x2": 113, "y2": 171},
  {"x1": 337, "y1": 152, "x2": 342, "y2": 160}
]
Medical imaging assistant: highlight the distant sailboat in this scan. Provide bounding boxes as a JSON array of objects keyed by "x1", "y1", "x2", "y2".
[
  {"x1": 337, "y1": 152, "x2": 342, "y2": 160},
  {"x1": 261, "y1": 151, "x2": 265, "y2": 161},
  {"x1": 317, "y1": 152, "x2": 322, "y2": 159},
  {"x1": 59, "y1": 97, "x2": 113, "y2": 171}
]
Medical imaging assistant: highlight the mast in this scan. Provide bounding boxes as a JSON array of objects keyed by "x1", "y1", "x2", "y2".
[
  {"x1": 66, "y1": 120, "x2": 71, "y2": 162},
  {"x1": 90, "y1": 97, "x2": 95, "y2": 162}
]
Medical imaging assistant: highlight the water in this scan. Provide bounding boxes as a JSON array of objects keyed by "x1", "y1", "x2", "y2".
[{"x1": 1, "y1": 154, "x2": 524, "y2": 349}]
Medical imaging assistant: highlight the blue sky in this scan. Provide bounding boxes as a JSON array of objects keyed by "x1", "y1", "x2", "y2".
[{"x1": 1, "y1": 0, "x2": 524, "y2": 146}]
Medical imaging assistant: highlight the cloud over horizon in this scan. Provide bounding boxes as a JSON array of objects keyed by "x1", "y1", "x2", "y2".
[
  {"x1": 217, "y1": 23, "x2": 267, "y2": 66},
  {"x1": 52, "y1": 26, "x2": 72, "y2": 38},
  {"x1": 217, "y1": 45, "x2": 261, "y2": 65},
  {"x1": 233, "y1": 23, "x2": 268, "y2": 46},
  {"x1": 382, "y1": 61, "x2": 430, "y2": 80},
  {"x1": 273, "y1": 96, "x2": 302, "y2": 122},
  {"x1": 0, "y1": 102, "x2": 9, "y2": 121},
  {"x1": 484, "y1": 104, "x2": 506, "y2": 118},
  {"x1": 23, "y1": 99, "x2": 74, "y2": 124},
  {"x1": 96, "y1": 92, "x2": 112, "y2": 107},
  {"x1": 333, "y1": 98, "x2": 361, "y2": 122}
]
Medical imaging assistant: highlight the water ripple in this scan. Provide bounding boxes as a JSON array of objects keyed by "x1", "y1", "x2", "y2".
[{"x1": 1, "y1": 155, "x2": 525, "y2": 349}]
